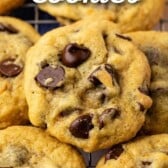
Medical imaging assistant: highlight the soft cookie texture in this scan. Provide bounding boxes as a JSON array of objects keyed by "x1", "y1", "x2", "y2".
[
  {"x1": 25, "y1": 20, "x2": 152, "y2": 152},
  {"x1": 96, "y1": 134, "x2": 168, "y2": 168},
  {"x1": 0, "y1": 0, "x2": 25, "y2": 15},
  {"x1": 38, "y1": 0, "x2": 165, "y2": 32},
  {"x1": 0, "y1": 126, "x2": 86, "y2": 168},
  {"x1": 0, "y1": 16, "x2": 40, "y2": 128},
  {"x1": 126, "y1": 31, "x2": 168, "y2": 134}
]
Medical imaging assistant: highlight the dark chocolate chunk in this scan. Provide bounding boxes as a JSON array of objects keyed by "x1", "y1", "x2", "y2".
[
  {"x1": 0, "y1": 23, "x2": 18, "y2": 34},
  {"x1": 105, "y1": 145, "x2": 124, "y2": 162},
  {"x1": 0, "y1": 58, "x2": 22, "y2": 77},
  {"x1": 62, "y1": 43, "x2": 90, "y2": 67},
  {"x1": 116, "y1": 34, "x2": 132, "y2": 41},
  {"x1": 35, "y1": 65, "x2": 65, "y2": 89},
  {"x1": 69, "y1": 114, "x2": 94, "y2": 139},
  {"x1": 99, "y1": 108, "x2": 120, "y2": 129}
]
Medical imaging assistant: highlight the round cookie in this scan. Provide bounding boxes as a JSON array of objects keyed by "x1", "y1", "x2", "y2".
[
  {"x1": 38, "y1": 0, "x2": 165, "y2": 32},
  {"x1": 0, "y1": 16, "x2": 40, "y2": 128},
  {"x1": 0, "y1": 126, "x2": 86, "y2": 168},
  {"x1": 96, "y1": 134, "x2": 168, "y2": 168},
  {"x1": 24, "y1": 19, "x2": 152, "y2": 152},
  {"x1": 126, "y1": 31, "x2": 168, "y2": 134},
  {"x1": 0, "y1": 0, "x2": 25, "y2": 15}
]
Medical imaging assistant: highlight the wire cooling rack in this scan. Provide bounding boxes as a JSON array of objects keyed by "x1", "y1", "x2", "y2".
[{"x1": 10, "y1": 0, "x2": 168, "y2": 167}]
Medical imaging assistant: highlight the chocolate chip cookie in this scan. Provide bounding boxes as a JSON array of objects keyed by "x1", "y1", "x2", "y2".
[
  {"x1": 126, "y1": 31, "x2": 168, "y2": 135},
  {"x1": 0, "y1": 0, "x2": 25, "y2": 15},
  {"x1": 0, "y1": 126, "x2": 86, "y2": 168},
  {"x1": 96, "y1": 134, "x2": 168, "y2": 168},
  {"x1": 0, "y1": 16, "x2": 40, "y2": 128},
  {"x1": 24, "y1": 19, "x2": 152, "y2": 152},
  {"x1": 38, "y1": 0, "x2": 165, "y2": 32}
]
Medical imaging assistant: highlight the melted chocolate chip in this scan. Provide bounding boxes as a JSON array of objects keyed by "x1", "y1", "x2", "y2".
[
  {"x1": 142, "y1": 161, "x2": 152, "y2": 166},
  {"x1": 69, "y1": 114, "x2": 94, "y2": 139},
  {"x1": 105, "y1": 64, "x2": 119, "y2": 85},
  {"x1": 99, "y1": 108, "x2": 120, "y2": 129},
  {"x1": 0, "y1": 23, "x2": 18, "y2": 34},
  {"x1": 62, "y1": 43, "x2": 91, "y2": 67},
  {"x1": 105, "y1": 145, "x2": 124, "y2": 162},
  {"x1": 105, "y1": 64, "x2": 119, "y2": 86},
  {"x1": 116, "y1": 34, "x2": 132, "y2": 41},
  {"x1": 35, "y1": 66, "x2": 65, "y2": 89},
  {"x1": 88, "y1": 64, "x2": 119, "y2": 87},
  {"x1": 0, "y1": 58, "x2": 22, "y2": 77},
  {"x1": 88, "y1": 67, "x2": 102, "y2": 86}
]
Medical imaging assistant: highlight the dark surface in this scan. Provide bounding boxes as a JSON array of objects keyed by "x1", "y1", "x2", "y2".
[{"x1": 10, "y1": 0, "x2": 60, "y2": 34}]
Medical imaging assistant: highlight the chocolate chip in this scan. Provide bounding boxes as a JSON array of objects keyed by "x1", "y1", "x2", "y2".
[
  {"x1": 88, "y1": 64, "x2": 119, "y2": 88},
  {"x1": 105, "y1": 64, "x2": 119, "y2": 85},
  {"x1": 138, "y1": 103, "x2": 145, "y2": 112},
  {"x1": 142, "y1": 161, "x2": 152, "y2": 166},
  {"x1": 62, "y1": 43, "x2": 91, "y2": 67},
  {"x1": 99, "y1": 108, "x2": 120, "y2": 129},
  {"x1": 88, "y1": 67, "x2": 102, "y2": 86},
  {"x1": 35, "y1": 65, "x2": 65, "y2": 89},
  {"x1": 69, "y1": 114, "x2": 94, "y2": 139},
  {"x1": 99, "y1": 93, "x2": 106, "y2": 104},
  {"x1": 0, "y1": 58, "x2": 22, "y2": 77},
  {"x1": 116, "y1": 34, "x2": 132, "y2": 41},
  {"x1": 0, "y1": 23, "x2": 18, "y2": 34},
  {"x1": 89, "y1": 76, "x2": 102, "y2": 86},
  {"x1": 105, "y1": 145, "x2": 124, "y2": 162},
  {"x1": 144, "y1": 47, "x2": 159, "y2": 65}
]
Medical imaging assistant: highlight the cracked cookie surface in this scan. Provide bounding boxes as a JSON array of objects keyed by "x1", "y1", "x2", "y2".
[
  {"x1": 25, "y1": 19, "x2": 152, "y2": 152},
  {"x1": 38, "y1": 0, "x2": 165, "y2": 32},
  {"x1": 96, "y1": 134, "x2": 168, "y2": 168},
  {"x1": 0, "y1": 126, "x2": 86, "y2": 168},
  {"x1": 0, "y1": 16, "x2": 40, "y2": 128},
  {"x1": 127, "y1": 31, "x2": 168, "y2": 134}
]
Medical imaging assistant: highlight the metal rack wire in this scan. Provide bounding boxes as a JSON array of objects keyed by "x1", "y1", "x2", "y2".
[{"x1": 10, "y1": 0, "x2": 168, "y2": 167}]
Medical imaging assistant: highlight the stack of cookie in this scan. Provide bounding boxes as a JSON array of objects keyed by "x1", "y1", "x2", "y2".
[{"x1": 0, "y1": 0, "x2": 168, "y2": 167}]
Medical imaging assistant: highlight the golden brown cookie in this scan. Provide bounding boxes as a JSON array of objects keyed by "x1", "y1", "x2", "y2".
[
  {"x1": 126, "y1": 31, "x2": 168, "y2": 134},
  {"x1": 24, "y1": 19, "x2": 152, "y2": 152},
  {"x1": 96, "y1": 134, "x2": 168, "y2": 168},
  {"x1": 0, "y1": 126, "x2": 86, "y2": 168},
  {"x1": 0, "y1": 16, "x2": 40, "y2": 129}
]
